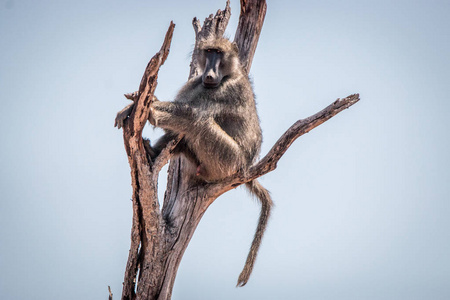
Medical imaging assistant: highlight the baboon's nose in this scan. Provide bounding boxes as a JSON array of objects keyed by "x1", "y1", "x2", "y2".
[{"x1": 202, "y1": 72, "x2": 220, "y2": 88}]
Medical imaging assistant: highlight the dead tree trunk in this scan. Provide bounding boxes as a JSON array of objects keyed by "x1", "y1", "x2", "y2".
[{"x1": 116, "y1": 1, "x2": 359, "y2": 299}]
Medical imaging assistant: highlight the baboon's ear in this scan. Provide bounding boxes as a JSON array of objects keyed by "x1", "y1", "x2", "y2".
[{"x1": 232, "y1": 42, "x2": 239, "y2": 53}]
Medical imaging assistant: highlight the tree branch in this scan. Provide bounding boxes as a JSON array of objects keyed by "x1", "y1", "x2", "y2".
[
  {"x1": 121, "y1": 22, "x2": 175, "y2": 300},
  {"x1": 251, "y1": 93, "x2": 360, "y2": 178},
  {"x1": 108, "y1": 286, "x2": 113, "y2": 300},
  {"x1": 131, "y1": 22, "x2": 175, "y2": 135},
  {"x1": 234, "y1": 0, "x2": 267, "y2": 72},
  {"x1": 208, "y1": 93, "x2": 360, "y2": 197},
  {"x1": 152, "y1": 135, "x2": 183, "y2": 180}
]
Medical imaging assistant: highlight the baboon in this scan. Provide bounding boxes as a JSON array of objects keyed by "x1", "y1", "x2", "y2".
[{"x1": 116, "y1": 37, "x2": 272, "y2": 287}]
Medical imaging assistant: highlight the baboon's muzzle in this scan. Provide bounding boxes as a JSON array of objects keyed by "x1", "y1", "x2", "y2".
[{"x1": 202, "y1": 51, "x2": 223, "y2": 88}]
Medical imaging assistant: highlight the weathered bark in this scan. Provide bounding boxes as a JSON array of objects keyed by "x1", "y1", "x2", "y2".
[
  {"x1": 234, "y1": 0, "x2": 267, "y2": 72},
  {"x1": 117, "y1": 1, "x2": 359, "y2": 300},
  {"x1": 120, "y1": 22, "x2": 176, "y2": 300}
]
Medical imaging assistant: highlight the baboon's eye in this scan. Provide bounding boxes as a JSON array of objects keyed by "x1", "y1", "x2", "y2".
[{"x1": 206, "y1": 49, "x2": 222, "y2": 54}]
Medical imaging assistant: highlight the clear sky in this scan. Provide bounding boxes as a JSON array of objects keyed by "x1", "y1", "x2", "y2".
[{"x1": 1, "y1": 0, "x2": 449, "y2": 299}]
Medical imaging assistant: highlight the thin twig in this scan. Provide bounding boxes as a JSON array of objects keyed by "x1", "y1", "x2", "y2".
[{"x1": 108, "y1": 286, "x2": 113, "y2": 300}]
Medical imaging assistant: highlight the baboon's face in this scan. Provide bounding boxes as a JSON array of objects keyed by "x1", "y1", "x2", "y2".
[{"x1": 201, "y1": 48, "x2": 225, "y2": 88}]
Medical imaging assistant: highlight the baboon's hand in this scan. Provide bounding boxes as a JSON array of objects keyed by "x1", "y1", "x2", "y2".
[
  {"x1": 115, "y1": 103, "x2": 134, "y2": 129},
  {"x1": 149, "y1": 100, "x2": 196, "y2": 131},
  {"x1": 148, "y1": 106, "x2": 157, "y2": 126},
  {"x1": 148, "y1": 99, "x2": 162, "y2": 126},
  {"x1": 115, "y1": 95, "x2": 159, "y2": 128}
]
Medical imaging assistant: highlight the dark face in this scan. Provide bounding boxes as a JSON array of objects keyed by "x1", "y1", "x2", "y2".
[{"x1": 202, "y1": 49, "x2": 224, "y2": 88}]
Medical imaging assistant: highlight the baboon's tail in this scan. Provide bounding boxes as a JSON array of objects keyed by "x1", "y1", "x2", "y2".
[{"x1": 237, "y1": 179, "x2": 273, "y2": 287}]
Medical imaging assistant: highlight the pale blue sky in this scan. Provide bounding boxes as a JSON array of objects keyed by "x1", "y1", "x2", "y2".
[{"x1": 1, "y1": 0, "x2": 449, "y2": 299}]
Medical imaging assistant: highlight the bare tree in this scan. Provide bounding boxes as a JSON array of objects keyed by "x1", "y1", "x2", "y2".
[{"x1": 115, "y1": 1, "x2": 359, "y2": 299}]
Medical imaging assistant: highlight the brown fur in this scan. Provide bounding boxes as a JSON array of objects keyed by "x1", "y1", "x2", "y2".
[{"x1": 120, "y1": 37, "x2": 273, "y2": 286}]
